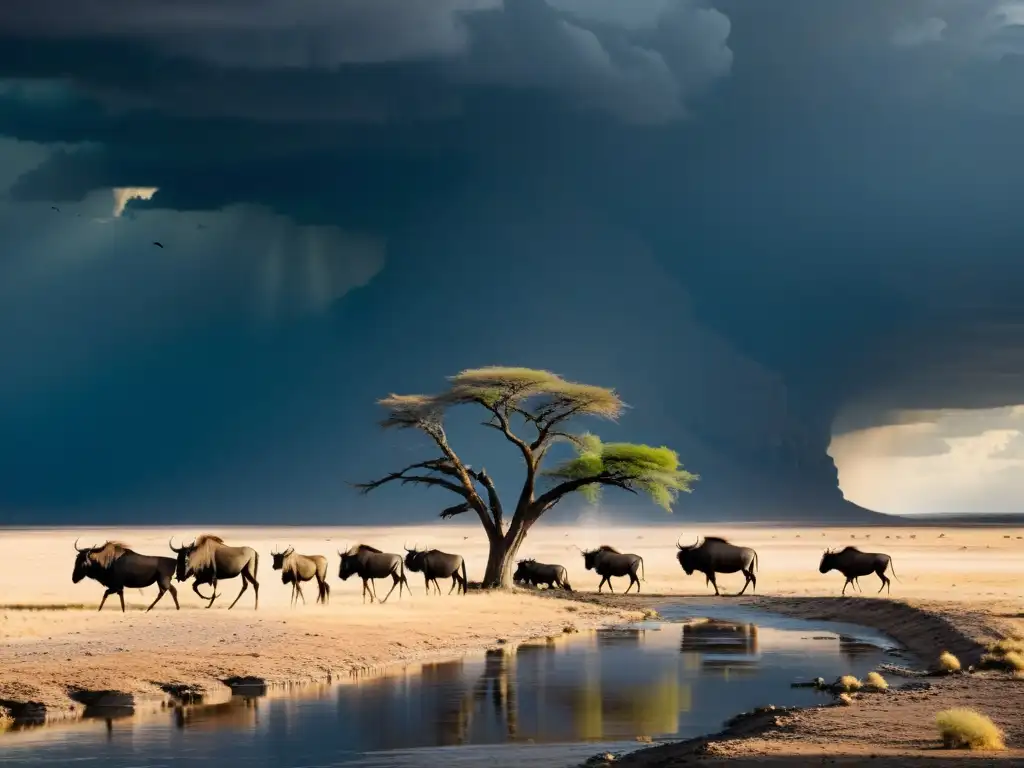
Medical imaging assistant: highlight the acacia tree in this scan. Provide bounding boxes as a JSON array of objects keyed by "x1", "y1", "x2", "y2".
[{"x1": 356, "y1": 367, "x2": 698, "y2": 588}]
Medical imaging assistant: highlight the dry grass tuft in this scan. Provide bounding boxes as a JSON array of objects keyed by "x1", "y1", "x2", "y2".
[
  {"x1": 863, "y1": 671, "x2": 889, "y2": 690},
  {"x1": 989, "y1": 637, "x2": 1024, "y2": 655},
  {"x1": 0, "y1": 707, "x2": 12, "y2": 732},
  {"x1": 980, "y1": 636, "x2": 1024, "y2": 672},
  {"x1": 838, "y1": 693, "x2": 854, "y2": 706},
  {"x1": 837, "y1": 675, "x2": 862, "y2": 692},
  {"x1": 935, "y1": 708, "x2": 1005, "y2": 751},
  {"x1": 937, "y1": 651, "x2": 961, "y2": 673}
]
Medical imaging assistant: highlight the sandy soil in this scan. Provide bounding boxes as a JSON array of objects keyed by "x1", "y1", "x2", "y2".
[{"x1": 2, "y1": 522, "x2": 1023, "y2": 764}]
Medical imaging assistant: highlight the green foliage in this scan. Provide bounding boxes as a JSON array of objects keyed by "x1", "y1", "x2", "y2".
[{"x1": 544, "y1": 433, "x2": 698, "y2": 510}]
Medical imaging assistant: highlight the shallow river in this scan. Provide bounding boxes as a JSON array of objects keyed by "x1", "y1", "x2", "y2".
[{"x1": 0, "y1": 605, "x2": 904, "y2": 767}]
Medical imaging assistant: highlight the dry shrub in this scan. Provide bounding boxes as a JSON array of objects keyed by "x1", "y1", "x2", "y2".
[
  {"x1": 937, "y1": 651, "x2": 961, "y2": 672},
  {"x1": 935, "y1": 708, "x2": 1004, "y2": 751},
  {"x1": 0, "y1": 707, "x2": 11, "y2": 732},
  {"x1": 989, "y1": 637, "x2": 1024, "y2": 655},
  {"x1": 837, "y1": 693, "x2": 854, "y2": 706},
  {"x1": 837, "y1": 675, "x2": 862, "y2": 692},
  {"x1": 863, "y1": 671, "x2": 888, "y2": 690},
  {"x1": 980, "y1": 637, "x2": 1024, "y2": 672}
]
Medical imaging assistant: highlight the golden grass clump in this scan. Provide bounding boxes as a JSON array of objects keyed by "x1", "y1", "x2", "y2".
[
  {"x1": 937, "y1": 651, "x2": 961, "y2": 672},
  {"x1": 837, "y1": 675, "x2": 862, "y2": 692},
  {"x1": 863, "y1": 671, "x2": 889, "y2": 690},
  {"x1": 935, "y1": 708, "x2": 1005, "y2": 751},
  {"x1": 837, "y1": 693, "x2": 854, "y2": 706},
  {"x1": 982, "y1": 637, "x2": 1024, "y2": 672},
  {"x1": 0, "y1": 707, "x2": 12, "y2": 733},
  {"x1": 990, "y1": 637, "x2": 1024, "y2": 655}
]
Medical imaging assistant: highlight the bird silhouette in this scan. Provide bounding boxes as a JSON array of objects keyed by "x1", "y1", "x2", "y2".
[
  {"x1": 152, "y1": 241, "x2": 164, "y2": 248},
  {"x1": 51, "y1": 205, "x2": 60, "y2": 212}
]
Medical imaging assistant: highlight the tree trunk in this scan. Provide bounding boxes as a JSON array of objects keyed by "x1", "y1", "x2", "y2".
[{"x1": 482, "y1": 522, "x2": 529, "y2": 588}]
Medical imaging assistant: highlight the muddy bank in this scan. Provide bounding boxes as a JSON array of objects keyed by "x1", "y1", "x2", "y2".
[
  {"x1": 0, "y1": 591, "x2": 634, "y2": 726},
  {"x1": 562, "y1": 594, "x2": 1024, "y2": 765}
]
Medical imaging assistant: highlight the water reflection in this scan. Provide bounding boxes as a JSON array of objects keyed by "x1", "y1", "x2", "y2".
[{"x1": 0, "y1": 614, "x2": 900, "y2": 767}]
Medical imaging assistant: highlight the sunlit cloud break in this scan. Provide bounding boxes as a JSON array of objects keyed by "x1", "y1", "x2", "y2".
[{"x1": 112, "y1": 186, "x2": 158, "y2": 217}]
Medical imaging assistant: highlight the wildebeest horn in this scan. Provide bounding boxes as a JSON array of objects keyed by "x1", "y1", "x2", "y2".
[
  {"x1": 675, "y1": 534, "x2": 684, "y2": 550},
  {"x1": 74, "y1": 537, "x2": 88, "y2": 553},
  {"x1": 168, "y1": 537, "x2": 179, "y2": 553}
]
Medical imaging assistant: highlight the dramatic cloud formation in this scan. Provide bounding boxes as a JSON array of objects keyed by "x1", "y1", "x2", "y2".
[
  {"x1": 111, "y1": 186, "x2": 158, "y2": 217},
  {"x1": 2, "y1": 1, "x2": 1024, "y2": 522},
  {"x1": 831, "y1": 407, "x2": 1024, "y2": 514}
]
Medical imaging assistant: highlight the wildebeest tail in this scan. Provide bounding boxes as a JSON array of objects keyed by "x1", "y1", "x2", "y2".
[
  {"x1": 753, "y1": 550, "x2": 759, "y2": 574},
  {"x1": 639, "y1": 556, "x2": 645, "y2": 581},
  {"x1": 888, "y1": 556, "x2": 900, "y2": 582},
  {"x1": 253, "y1": 550, "x2": 259, "y2": 580},
  {"x1": 460, "y1": 558, "x2": 468, "y2": 595}
]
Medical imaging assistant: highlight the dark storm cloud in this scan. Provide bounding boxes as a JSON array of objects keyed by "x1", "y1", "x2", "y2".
[
  {"x1": 0, "y1": 0, "x2": 733, "y2": 125},
  {"x1": 3, "y1": 1, "x2": 1024, "y2": 520}
]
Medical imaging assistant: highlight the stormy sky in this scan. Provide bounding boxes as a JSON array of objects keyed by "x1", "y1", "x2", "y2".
[{"x1": 2, "y1": 0, "x2": 1024, "y2": 524}]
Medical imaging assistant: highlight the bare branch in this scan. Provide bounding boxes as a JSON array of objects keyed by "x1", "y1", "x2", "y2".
[
  {"x1": 470, "y1": 467, "x2": 504, "y2": 530},
  {"x1": 532, "y1": 472, "x2": 637, "y2": 516},
  {"x1": 440, "y1": 502, "x2": 472, "y2": 519},
  {"x1": 352, "y1": 469, "x2": 471, "y2": 499}
]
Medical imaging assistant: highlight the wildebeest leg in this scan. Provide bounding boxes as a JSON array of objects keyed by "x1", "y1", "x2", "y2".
[
  {"x1": 432, "y1": 578, "x2": 442, "y2": 595},
  {"x1": 117, "y1": 590, "x2": 126, "y2": 613},
  {"x1": 877, "y1": 571, "x2": 890, "y2": 595},
  {"x1": 322, "y1": 579, "x2": 330, "y2": 605},
  {"x1": 295, "y1": 582, "x2": 306, "y2": 605},
  {"x1": 738, "y1": 569, "x2": 755, "y2": 596},
  {"x1": 193, "y1": 581, "x2": 216, "y2": 602},
  {"x1": 842, "y1": 578, "x2": 852, "y2": 596},
  {"x1": 167, "y1": 583, "x2": 180, "y2": 610},
  {"x1": 708, "y1": 573, "x2": 720, "y2": 596},
  {"x1": 448, "y1": 575, "x2": 459, "y2": 595},
  {"x1": 380, "y1": 575, "x2": 400, "y2": 603},
  {"x1": 623, "y1": 575, "x2": 634, "y2": 594},
  {"x1": 423, "y1": 575, "x2": 431, "y2": 596},
  {"x1": 146, "y1": 586, "x2": 167, "y2": 612},
  {"x1": 228, "y1": 576, "x2": 250, "y2": 610},
  {"x1": 98, "y1": 589, "x2": 115, "y2": 611}
]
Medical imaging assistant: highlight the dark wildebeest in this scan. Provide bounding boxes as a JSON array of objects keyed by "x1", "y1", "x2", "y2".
[
  {"x1": 337, "y1": 544, "x2": 410, "y2": 603},
  {"x1": 512, "y1": 559, "x2": 573, "y2": 591},
  {"x1": 169, "y1": 535, "x2": 260, "y2": 609},
  {"x1": 819, "y1": 546, "x2": 899, "y2": 595},
  {"x1": 271, "y1": 546, "x2": 329, "y2": 606},
  {"x1": 580, "y1": 546, "x2": 644, "y2": 593},
  {"x1": 403, "y1": 546, "x2": 468, "y2": 596},
  {"x1": 675, "y1": 535, "x2": 759, "y2": 596},
  {"x1": 72, "y1": 539, "x2": 180, "y2": 612}
]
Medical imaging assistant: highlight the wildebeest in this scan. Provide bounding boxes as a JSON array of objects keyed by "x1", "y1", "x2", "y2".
[
  {"x1": 271, "y1": 546, "x2": 329, "y2": 606},
  {"x1": 403, "y1": 546, "x2": 468, "y2": 596},
  {"x1": 337, "y1": 544, "x2": 410, "y2": 603},
  {"x1": 819, "y1": 546, "x2": 899, "y2": 595},
  {"x1": 675, "y1": 535, "x2": 759, "y2": 596},
  {"x1": 580, "y1": 546, "x2": 644, "y2": 593},
  {"x1": 169, "y1": 535, "x2": 260, "y2": 609},
  {"x1": 512, "y1": 559, "x2": 573, "y2": 591},
  {"x1": 72, "y1": 539, "x2": 180, "y2": 612}
]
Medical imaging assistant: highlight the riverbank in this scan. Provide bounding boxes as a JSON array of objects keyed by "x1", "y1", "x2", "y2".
[
  {"x1": 2, "y1": 522, "x2": 1021, "y2": 756},
  {"x1": 0, "y1": 592, "x2": 633, "y2": 724},
  {"x1": 569, "y1": 594, "x2": 1024, "y2": 765}
]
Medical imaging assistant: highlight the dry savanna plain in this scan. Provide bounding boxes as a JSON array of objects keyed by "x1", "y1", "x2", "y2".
[{"x1": 1, "y1": 522, "x2": 1022, "y2": 765}]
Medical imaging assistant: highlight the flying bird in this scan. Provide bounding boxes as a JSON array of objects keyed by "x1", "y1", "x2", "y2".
[
  {"x1": 51, "y1": 206, "x2": 59, "y2": 212},
  {"x1": 152, "y1": 241, "x2": 164, "y2": 248}
]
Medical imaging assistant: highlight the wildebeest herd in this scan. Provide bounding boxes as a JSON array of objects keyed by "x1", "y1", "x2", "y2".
[{"x1": 69, "y1": 534, "x2": 900, "y2": 612}]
